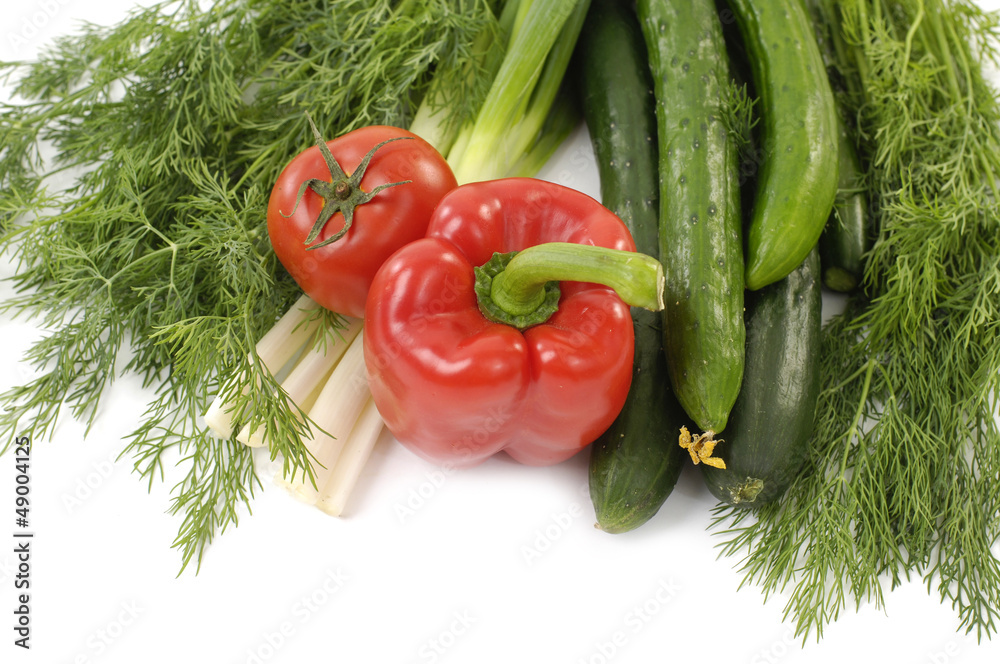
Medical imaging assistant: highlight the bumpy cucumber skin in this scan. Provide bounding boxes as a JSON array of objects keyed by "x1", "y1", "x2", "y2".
[
  {"x1": 820, "y1": 114, "x2": 868, "y2": 292},
  {"x1": 575, "y1": 0, "x2": 687, "y2": 533},
  {"x1": 727, "y1": 0, "x2": 839, "y2": 291},
  {"x1": 638, "y1": 0, "x2": 745, "y2": 435},
  {"x1": 700, "y1": 248, "x2": 822, "y2": 507}
]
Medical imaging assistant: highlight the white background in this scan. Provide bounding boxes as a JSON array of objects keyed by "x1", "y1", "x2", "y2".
[{"x1": 2, "y1": 1, "x2": 1000, "y2": 662}]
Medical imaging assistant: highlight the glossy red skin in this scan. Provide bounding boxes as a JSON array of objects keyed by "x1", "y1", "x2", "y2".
[
  {"x1": 364, "y1": 178, "x2": 637, "y2": 467},
  {"x1": 267, "y1": 125, "x2": 457, "y2": 318}
]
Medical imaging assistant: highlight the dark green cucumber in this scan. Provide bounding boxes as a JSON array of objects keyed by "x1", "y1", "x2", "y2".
[
  {"x1": 726, "y1": 0, "x2": 839, "y2": 291},
  {"x1": 638, "y1": 0, "x2": 745, "y2": 436},
  {"x1": 820, "y1": 113, "x2": 868, "y2": 292},
  {"x1": 574, "y1": 0, "x2": 687, "y2": 533},
  {"x1": 700, "y1": 247, "x2": 822, "y2": 507}
]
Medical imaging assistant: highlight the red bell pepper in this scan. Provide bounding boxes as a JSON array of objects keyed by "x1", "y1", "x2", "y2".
[{"x1": 363, "y1": 178, "x2": 664, "y2": 467}]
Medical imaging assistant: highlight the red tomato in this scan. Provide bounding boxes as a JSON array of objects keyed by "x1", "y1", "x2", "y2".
[{"x1": 267, "y1": 123, "x2": 457, "y2": 318}]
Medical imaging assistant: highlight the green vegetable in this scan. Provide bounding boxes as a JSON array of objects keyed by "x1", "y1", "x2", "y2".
[
  {"x1": 802, "y1": 0, "x2": 870, "y2": 293},
  {"x1": 575, "y1": 0, "x2": 687, "y2": 533},
  {"x1": 424, "y1": 0, "x2": 590, "y2": 183},
  {"x1": 726, "y1": 0, "x2": 839, "y2": 291},
  {"x1": 713, "y1": 0, "x2": 1000, "y2": 641},
  {"x1": 638, "y1": 0, "x2": 745, "y2": 439},
  {"x1": 0, "y1": 0, "x2": 585, "y2": 571},
  {"x1": 700, "y1": 248, "x2": 822, "y2": 507},
  {"x1": 819, "y1": 113, "x2": 869, "y2": 292}
]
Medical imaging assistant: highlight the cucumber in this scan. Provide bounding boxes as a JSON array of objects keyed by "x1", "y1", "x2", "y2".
[
  {"x1": 700, "y1": 247, "x2": 822, "y2": 507},
  {"x1": 587, "y1": 313, "x2": 689, "y2": 533},
  {"x1": 799, "y1": 0, "x2": 869, "y2": 293},
  {"x1": 820, "y1": 113, "x2": 868, "y2": 292},
  {"x1": 575, "y1": 0, "x2": 688, "y2": 533},
  {"x1": 726, "y1": 0, "x2": 839, "y2": 291},
  {"x1": 638, "y1": 0, "x2": 745, "y2": 437}
]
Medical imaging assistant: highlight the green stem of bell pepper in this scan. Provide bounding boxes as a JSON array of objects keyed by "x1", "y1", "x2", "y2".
[{"x1": 474, "y1": 242, "x2": 664, "y2": 330}]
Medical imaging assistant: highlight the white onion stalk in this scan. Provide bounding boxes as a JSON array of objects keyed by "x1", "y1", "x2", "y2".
[
  {"x1": 204, "y1": 294, "x2": 322, "y2": 438},
  {"x1": 280, "y1": 331, "x2": 371, "y2": 502},
  {"x1": 315, "y1": 397, "x2": 385, "y2": 516},
  {"x1": 237, "y1": 317, "x2": 363, "y2": 447}
]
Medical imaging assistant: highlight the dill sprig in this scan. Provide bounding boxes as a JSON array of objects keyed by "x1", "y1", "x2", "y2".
[
  {"x1": 0, "y1": 0, "x2": 499, "y2": 572},
  {"x1": 712, "y1": 0, "x2": 1000, "y2": 641}
]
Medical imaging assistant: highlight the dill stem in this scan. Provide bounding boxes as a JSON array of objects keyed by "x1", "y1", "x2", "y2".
[
  {"x1": 821, "y1": 357, "x2": 875, "y2": 396},
  {"x1": 96, "y1": 203, "x2": 192, "y2": 300},
  {"x1": 852, "y1": 0, "x2": 874, "y2": 95},
  {"x1": 22, "y1": 159, "x2": 89, "y2": 182},
  {"x1": 928, "y1": 1, "x2": 962, "y2": 103},
  {"x1": 233, "y1": 142, "x2": 285, "y2": 192},
  {"x1": 901, "y1": 0, "x2": 924, "y2": 69},
  {"x1": 836, "y1": 358, "x2": 874, "y2": 486}
]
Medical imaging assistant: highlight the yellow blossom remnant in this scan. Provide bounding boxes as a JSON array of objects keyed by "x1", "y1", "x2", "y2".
[{"x1": 678, "y1": 426, "x2": 726, "y2": 469}]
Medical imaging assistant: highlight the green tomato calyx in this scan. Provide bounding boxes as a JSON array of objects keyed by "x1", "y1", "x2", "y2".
[{"x1": 284, "y1": 112, "x2": 413, "y2": 250}]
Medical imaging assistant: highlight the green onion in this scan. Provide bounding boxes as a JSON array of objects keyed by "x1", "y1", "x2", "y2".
[{"x1": 442, "y1": 0, "x2": 589, "y2": 183}]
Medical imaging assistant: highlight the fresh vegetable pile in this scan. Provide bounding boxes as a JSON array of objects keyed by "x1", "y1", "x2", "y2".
[
  {"x1": 716, "y1": 0, "x2": 1000, "y2": 640},
  {"x1": 2, "y1": 0, "x2": 1000, "y2": 645},
  {"x1": 576, "y1": 0, "x2": 1000, "y2": 642},
  {"x1": 0, "y1": 0, "x2": 588, "y2": 569}
]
